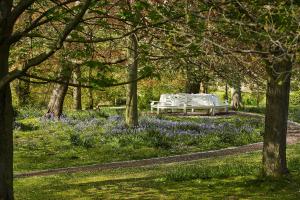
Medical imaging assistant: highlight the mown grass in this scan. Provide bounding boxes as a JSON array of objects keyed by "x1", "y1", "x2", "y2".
[
  {"x1": 14, "y1": 143, "x2": 300, "y2": 199},
  {"x1": 242, "y1": 105, "x2": 300, "y2": 123},
  {"x1": 13, "y1": 108, "x2": 263, "y2": 173}
]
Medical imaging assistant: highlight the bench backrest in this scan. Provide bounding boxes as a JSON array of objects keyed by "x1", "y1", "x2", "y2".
[
  {"x1": 158, "y1": 93, "x2": 226, "y2": 107},
  {"x1": 209, "y1": 94, "x2": 227, "y2": 106},
  {"x1": 159, "y1": 94, "x2": 173, "y2": 106},
  {"x1": 171, "y1": 93, "x2": 187, "y2": 106},
  {"x1": 188, "y1": 94, "x2": 214, "y2": 107}
]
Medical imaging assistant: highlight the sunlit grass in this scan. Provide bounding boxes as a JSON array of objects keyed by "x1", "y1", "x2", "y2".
[
  {"x1": 14, "y1": 143, "x2": 300, "y2": 199},
  {"x1": 14, "y1": 110, "x2": 263, "y2": 173}
]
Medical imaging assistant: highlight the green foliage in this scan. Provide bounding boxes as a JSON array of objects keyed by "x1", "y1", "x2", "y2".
[
  {"x1": 69, "y1": 132, "x2": 82, "y2": 146},
  {"x1": 143, "y1": 130, "x2": 173, "y2": 149},
  {"x1": 290, "y1": 91, "x2": 300, "y2": 105},
  {"x1": 138, "y1": 87, "x2": 154, "y2": 110},
  {"x1": 14, "y1": 109, "x2": 263, "y2": 172}
]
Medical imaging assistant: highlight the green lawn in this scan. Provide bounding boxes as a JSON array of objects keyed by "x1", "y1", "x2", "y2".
[
  {"x1": 13, "y1": 110, "x2": 263, "y2": 173},
  {"x1": 14, "y1": 143, "x2": 300, "y2": 199},
  {"x1": 242, "y1": 105, "x2": 300, "y2": 123},
  {"x1": 13, "y1": 107, "x2": 300, "y2": 199}
]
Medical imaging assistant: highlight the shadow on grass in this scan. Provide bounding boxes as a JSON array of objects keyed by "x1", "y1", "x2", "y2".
[{"x1": 15, "y1": 171, "x2": 300, "y2": 199}]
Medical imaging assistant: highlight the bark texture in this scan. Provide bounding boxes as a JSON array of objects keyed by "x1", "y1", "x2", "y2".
[
  {"x1": 87, "y1": 68, "x2": 94, "y2": 109},
  {"x1": 0, "y1": 2, "x2": 14, "y2": 198},
  {"x1": 263, "y1": 55, "x2": 292, "y2": 177},
  {"x1": 224, "y1": 83, "x2": 229, "y2": 101},
  {"x1": 73, "y1": 66, "x2": 82, "y2": 110},
  {"x1": 0, "y1": 45, "x2": 14, "y2": 200},
  {"x1": 231, "y1": 81, "x2": 242, "y2": 110},
  {"x1": 15, "y1": 78, "x2": 30, "y2": 106},
  {"x1": 125, "y1": 33, "x2": 138, "y2": 127},
  {"x1": 200, "y1": 82, "x2": 209, "y2": 93},
  {"x1": 47, "y1": 63, "x2": 73, "y2": 118}
]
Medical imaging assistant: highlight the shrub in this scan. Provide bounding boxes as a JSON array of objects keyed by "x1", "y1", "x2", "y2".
[
  {"x1": 69, "y1": 132, "x2": 82, "y2": 146},
  {"x1": 145, "y1": 130, "x2": 173, "y2": 149},
  {"x1": 81, "y1": 134, "x2": 95, "y2": 148},
  {"x1": 13, "y1": 121, "x2": 38, "y2": 131},
  {"x1": 69, "y1": 132, "x2": 96, "y2": 148}
]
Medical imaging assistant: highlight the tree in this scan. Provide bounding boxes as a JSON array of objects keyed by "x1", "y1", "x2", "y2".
[
  {"x1": 126, "y1": 33, "x2": 139, "y2": 126},
  {"x1": 47, "y1": 60, "x2": 74, "y2": 118},
  {"x1": 73, "y1": 65, "x2": 82, "y2": 110},
  {"x1": 231, "y1": 81, "x2": 242, "y2": 110},
  {"x1": 206, "y1": 1, "x2": 300, "y2": 176},
  {"x1": 0, "y1": 1, "x2": 92, "y2": 198}
]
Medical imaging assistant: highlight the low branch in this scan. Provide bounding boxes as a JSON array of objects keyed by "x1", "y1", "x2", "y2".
[
  {"x1": 22, "y1": 72, "x2": 149, "y2": 89},
  {"x1": 0, "y1": 0, "x2": 91, "y2": 90}
]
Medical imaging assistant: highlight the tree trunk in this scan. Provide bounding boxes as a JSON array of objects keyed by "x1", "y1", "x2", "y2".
[
  {"x1": 87, "y1": 68, "x2": 94, "y2": 109},
  {"x1": 200, "y1": 82, "x2": 209, "y2": 93},
  {"x1": 125, "y1": 33, "x2": 138, "y2": 127},
  {"x1": 73, "y1": 65, "x2": 82, "y2": 110},
  {"x1": 47, "y1": 63, "x2": 73, "y2": 118},
  {"x1": 262, "y1": 55, "x2": 292, "y2": 177},
  {"x1": 0, "y1": 44, "x2": 14, "y2": 200},
  {"x1": 224, "y1": 82, "x2": 229, "y2": 101},
  {"x1": 185, "y1": 68, "x2": 200, "y2": 94},
  {"x1": 0, "y1": 3, "x2": 14, "y2": 197},
  {"x1": 15, "y1": 78, "x2": 30, "y2": 106},
  {"x1": 231, "y1": 81, "x2": 242, "y2": 110},
  {"x1": 186, "y1": 81, "x2": 200, "y2": 93}
]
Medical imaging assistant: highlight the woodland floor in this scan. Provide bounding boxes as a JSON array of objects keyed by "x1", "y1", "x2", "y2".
[{"x1": 13, "y1": 109, "x2": 300, "y2": 199}]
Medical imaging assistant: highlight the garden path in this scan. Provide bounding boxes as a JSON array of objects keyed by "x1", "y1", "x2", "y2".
[{"x1": 15, "y1": 112, "x2": 300, "y2": 178}]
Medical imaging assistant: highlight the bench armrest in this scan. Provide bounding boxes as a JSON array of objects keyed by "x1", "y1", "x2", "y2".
[{"x1": 150, "y1": 101, "x2": 159, "y2": 105}]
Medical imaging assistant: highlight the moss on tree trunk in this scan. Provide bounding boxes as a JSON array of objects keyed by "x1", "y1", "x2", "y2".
[
  {"x1": 126, "y1": 33, "x2": 138, "y2": 127},
  {"x1": 263, "y1": 55, "x2": 292, "y2": 177}
]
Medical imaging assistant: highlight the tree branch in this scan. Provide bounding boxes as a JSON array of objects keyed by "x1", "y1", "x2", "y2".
[{"x1": 0, "y1": 0, "x2": 92, "y2": 90}]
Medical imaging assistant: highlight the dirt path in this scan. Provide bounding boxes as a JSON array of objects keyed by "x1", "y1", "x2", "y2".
[{"x1": 15, "y1": 112, "x2": 300, "y2": 178}]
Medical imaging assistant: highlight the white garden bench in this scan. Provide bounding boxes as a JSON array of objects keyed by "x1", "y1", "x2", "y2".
[
  {"x1": 150, "y1": 94, "x2": 188, "y2": 114},
  {"x1": 151, "y1": 93, "x2": 228, "y2": 115}
]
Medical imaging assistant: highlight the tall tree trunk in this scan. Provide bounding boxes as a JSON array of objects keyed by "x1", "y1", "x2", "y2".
[
  {"x1": 87, "y1": 68, "x2": 94, "y2": 109},
  {"x1": 73, "y1": 65, "x2": 82, "y2": 110},
  {"x1": 225, "y1": 82, "x2": 229, "y2": 101},
  {"x1": 231, "y1": 81, "x2": 242, "y2": 110},
  {"x1": 0, "y1": 44, "x2": 14, "y2": 200},
  {"x1": 15, "y1": 78, "x2": 30, "y2": 106},
  {"x1": 263, "y1": 55, "x2": 292, "y2": 177},
  {"x1": 200, "y1": 81, "x2": 209, "y2": 93},
  {"x1": 47, "y1": 63, "x2": 73, "y2": 118},
  {"x1": 125, "y1": 33, "x2": 138, "y2": 127},
  {"x1": 0, "y1": 2, "x2": 14, "y2": 197}
]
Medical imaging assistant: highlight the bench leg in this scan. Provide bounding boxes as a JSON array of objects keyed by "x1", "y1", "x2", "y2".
[
  {"x1": 151, "y1": 107, "x2": 153, "y2": 113},
  {"x1": 211, "y1": 108, "x2": 215, "y2": 116},
  {"x1": 157, "y1": 108, "x2": 160, "y2": 114}
]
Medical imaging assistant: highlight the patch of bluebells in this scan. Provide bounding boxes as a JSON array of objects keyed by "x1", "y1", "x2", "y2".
[
  {"x1": 104, "y1": 116, "x2": 258, "y2": 137},
  {"x1": 40, "y1": 114, "x2": 105, "y2": 131}
]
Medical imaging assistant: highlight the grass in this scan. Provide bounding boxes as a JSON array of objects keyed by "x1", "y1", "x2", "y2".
[
  {"x1": 13, "y1": 109, "x2": 263, "y2": 173},
  {"x1": 242, "y1": 105, "x2": 300, "y2": 123},
  {"x1": 13, "y1": 106, "x2": 300, "y2": 199},
  {"x1": 14, "y1": 143, "x2": 300, "y2": 199}
]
